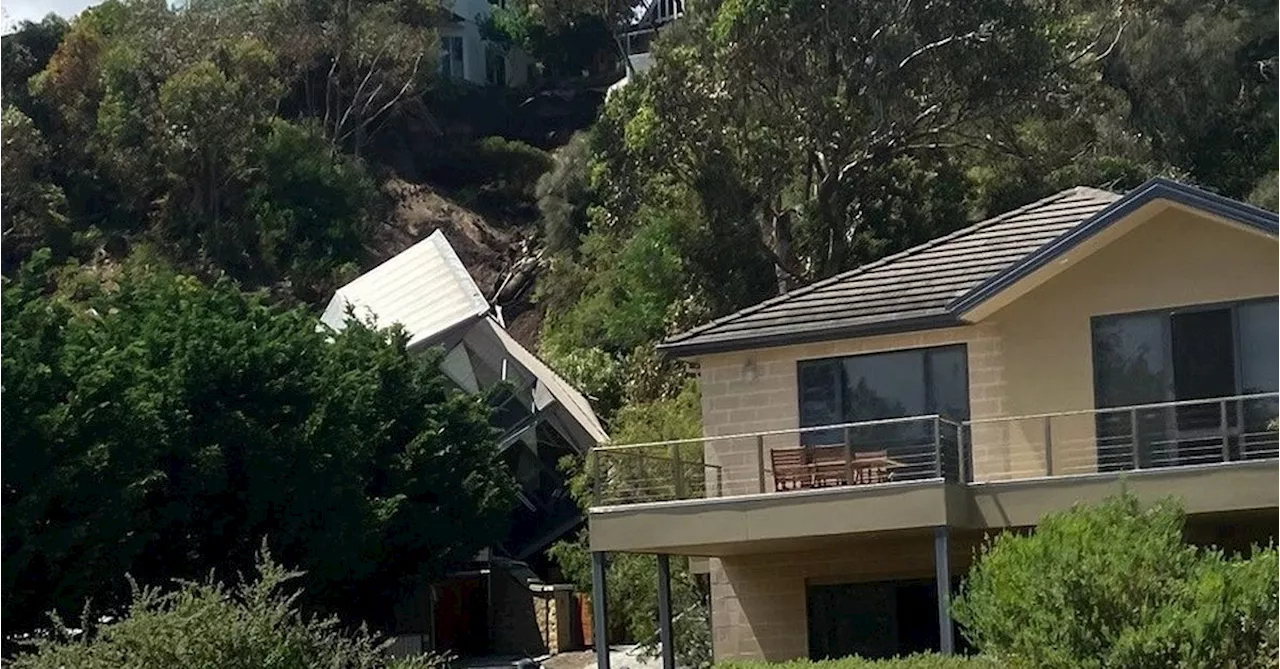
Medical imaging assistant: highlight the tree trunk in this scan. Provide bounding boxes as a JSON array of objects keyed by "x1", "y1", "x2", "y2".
[
  {"x1": 768, "y1": 208, "x2": 800, "y2": 293},
  {"x1": 814, "y1": 169, "x2": 844, "y2": 277}
]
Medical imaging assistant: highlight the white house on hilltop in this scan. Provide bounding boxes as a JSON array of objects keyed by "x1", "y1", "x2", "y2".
[{"x1": 439, "y1": 0, "x2": 533, "y2": 87}]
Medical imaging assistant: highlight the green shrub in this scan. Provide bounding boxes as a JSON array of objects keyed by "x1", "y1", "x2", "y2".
[
  {"x1": 427, "y1": 136, "x2": 551, "y2": 216},
  {"x1": 10, "y1": 547, "x2": 447, "y2": 669},
  {"x1": 718, "y1": 655, "x2": 1005, "y2": 669},
  {"x1": 952, "y1": 492, "x2": 1279, "y2": 669},
  {"x1": 249, "y1": 118, "x2": 379, "y2": 302},
  {"x1": 2, "y1": 254, "x2": 515, "y2": 633}
]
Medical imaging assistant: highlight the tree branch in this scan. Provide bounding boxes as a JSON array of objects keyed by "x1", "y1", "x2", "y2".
[
  {"x1": 1069, "y1": 21, "x2": 1125, "y2": 65},
  {"x1": 355, "y1": 53, "x2": 422, "y2": 135},
  {"x1": 898, "y1": 30, "x2": 981, "y2": 70}
]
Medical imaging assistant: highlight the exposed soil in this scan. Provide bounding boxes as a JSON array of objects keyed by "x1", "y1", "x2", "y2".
[{"x1": 373, "y1": 177, "x2": 543, "y2": 350}]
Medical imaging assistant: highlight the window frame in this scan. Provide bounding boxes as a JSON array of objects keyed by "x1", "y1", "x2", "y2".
[
  {"x1": 795, "y1": 344, "x2": 971, "y2": 431},
  {"x1": 440, "y1": 35, "x2": 465, "y2": 79},
  {"x1": 1089, "y1": 296, "x2": 1279, "y2": 407}
]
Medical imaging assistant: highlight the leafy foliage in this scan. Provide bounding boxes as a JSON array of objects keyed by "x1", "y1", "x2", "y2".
[
  {"x1": 536, "y1": 131, "x2": 593, "y2": 254},
  {"x1": 426, "y1": 136, "x2": 553, "y2": 218},
  {"x1": 2, "y1": 107, "x2": 71, "y2": 270},
  {"x1": 549, "y1": 381, "x2": 710, "y2": 668},
  {"x1": 536, "y1": 0, "x2": 1276, "y2": 398},
  {"x1": 480, "y1": 6, "x2": 613, "y2": 79},
  {"x1": 247, "y1": 119, "x2": 381, "y2": 301},
  {"x1": 1102, "y1": 0, "x2": 1278, "y2": 199},
  {"x1": 3, "y1": 0, "x2": 435, "y2": 299},
  {"x1": 1, "y1": 14, "x2": 70, "y2": 116},
  {"x1": 951, "y1": 492, "x2": 1279, "y2": 669},
  {"x1": 10, "y1": 546, "x2": 447, "y2": 669},
  {"x1": 2, "y1": 253, "x2": 516, "y2": 634}
]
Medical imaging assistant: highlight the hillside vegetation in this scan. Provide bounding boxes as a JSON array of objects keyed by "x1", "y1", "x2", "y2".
[
  {"x1": 529, "y1": 0, "x2": 1277, "y2": 661},
  {"x1": 2, "y1": 0, "x2": 1276, "y2": 659}
]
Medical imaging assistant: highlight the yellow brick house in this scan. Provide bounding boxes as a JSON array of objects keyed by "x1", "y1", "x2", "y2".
[{"x1": 585, "y1": 178, "x2": 1279, "y2": 665}]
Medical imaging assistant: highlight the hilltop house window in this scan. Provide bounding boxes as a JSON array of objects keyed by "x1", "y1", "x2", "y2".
[
  {"x1": 1091, "y1": 297, "x2": 1279, "y2": 469},
  {"x1": 797, "y1": 345, "x2": 969, "y2": 448},
  {"x1": 440, "y1": 35, "x2": 465, "y2": 79},
  {"x1": 485, "y1": 45, "x2": 506, "y2": 87}
]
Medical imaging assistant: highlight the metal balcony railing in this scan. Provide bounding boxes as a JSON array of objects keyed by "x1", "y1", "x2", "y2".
[
  {"x1": 590, "y1": 392, "x2": 1279, "y2": 508},
  {"x1": 967, "y1": 392, "x2": 1279, "y2": 482},
  {"x1": 592, "y1": 415, "x2": 964, "y2": 506}
]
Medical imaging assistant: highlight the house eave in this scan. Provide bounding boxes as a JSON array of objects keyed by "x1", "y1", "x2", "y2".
[
  {"x1": 948, "y1": 178, "x2": 1280, "y2": 318},
  {"x1": 656, "y1": 313, "x2": 963, "y2": 359}
]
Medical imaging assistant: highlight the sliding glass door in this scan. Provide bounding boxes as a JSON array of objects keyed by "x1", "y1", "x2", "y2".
[
  {"x1": 1092, "y1": 311, "x2": 1173, "y2": 468},
  {"x1": 1237, "y1": 300, "x2": 1280, "y2": 458},
  {"x1": 1091, "y1": 298, "x2": 1278, "y2": 469}
]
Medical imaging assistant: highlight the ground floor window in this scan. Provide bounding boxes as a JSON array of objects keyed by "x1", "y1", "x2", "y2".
[{"x1": 806, "y1": 578, "x2": 968, "y2": 660}]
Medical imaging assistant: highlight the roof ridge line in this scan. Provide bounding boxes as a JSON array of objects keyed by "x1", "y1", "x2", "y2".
[
  {"x1": 660, "y1": 186, "x2": 1098, "y2": 348},
  {"x1": 945, "y1": 177, "x2": 1275, "y2": 316}
]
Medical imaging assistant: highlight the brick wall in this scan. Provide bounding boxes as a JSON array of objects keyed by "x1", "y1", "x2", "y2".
[
  {"x1": 709, "y1": 531, "x2": 984, "y2": 661},
  {"x1": 694, "y1": 324, "x2": 1016, "y2": 495},
  {"x1": 693, "y1": 327, "x2": 1012, "y2": 662},
  {"x1": 532, "y1": 589, "x2": 577, "y2": 655}
]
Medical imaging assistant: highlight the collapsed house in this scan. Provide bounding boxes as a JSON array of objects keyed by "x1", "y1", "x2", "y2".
[{"x1": 321, "y1": 230, "x2": 607, "y2": 657}]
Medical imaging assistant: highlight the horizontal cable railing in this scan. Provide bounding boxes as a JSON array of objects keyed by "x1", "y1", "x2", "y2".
[
  {"x1": 591, "y1": 393, "x2": 1280, "y2": 508},
  {"x1": 593, "y1": 415, "x2": 963, "y2": 506},
  {"x1": 968, "y1": 392, "x2": 1279, "y2": 483}
]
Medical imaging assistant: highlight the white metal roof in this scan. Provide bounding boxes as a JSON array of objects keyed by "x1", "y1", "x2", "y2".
[
  {"x1": 320, "y1": 230, "x2": 490, "y2": 348},
  {"x1": 321, "y1": 230, "x2": 610, "y2": 449}
]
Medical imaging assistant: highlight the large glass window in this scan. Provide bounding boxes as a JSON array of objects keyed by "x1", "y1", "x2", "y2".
[
  {"x1": 797, "y1": 345, "x2": 969, "y2": 449},
  {"x1": 439, "y1": 35, "x2": 465, "y2": 79},
  {"x1": 1238, "y1": 300, "x2": 1279, "y2": 394},
  {"x1": 1091, "y1": 298, "x2": 1279, "y2": 468}
]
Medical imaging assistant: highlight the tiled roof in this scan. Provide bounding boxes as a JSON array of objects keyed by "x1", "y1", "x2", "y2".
[{"x1": 659, "y1": 186, "x2": 1122, "y2": 356}]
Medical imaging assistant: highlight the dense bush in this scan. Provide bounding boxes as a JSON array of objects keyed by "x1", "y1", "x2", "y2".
[
  {"x1": 952, "y1": 492, "x2": 1279, "y2": 669},
  {"x1": 248, "y1": 118, "x2": 380, "y2": 301},
  {"x1": 426, "y1": 136, "x2": 552, "y2": 217},
  {"x1": 10, "y1": 547, "x2": 445, "y2": 669},
  {"x1": 2, "y1": 252, "x2": 516, "y2": 634}
]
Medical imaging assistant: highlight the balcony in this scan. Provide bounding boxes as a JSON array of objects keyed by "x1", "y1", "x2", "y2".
[
  {"x1": 587, "y1": 393, "x2": 1279, "y2": 555},
  {"x1": 592, "y1": 414, "x2": 965, "y2": 506}
]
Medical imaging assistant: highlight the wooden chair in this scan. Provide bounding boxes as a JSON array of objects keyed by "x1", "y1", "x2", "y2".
[
  {"x1": 809, "y1": 445, "x2": 850, "y2": 487},
  {"x1": 854, "y1": 449, "x2": 892, "y2": 484},
  {"x1": 810, "y1": 446, "x2": 895, "y2": 486},
  {"x1": 770, "y1": 447, "x2": 812, "y2": 491}
]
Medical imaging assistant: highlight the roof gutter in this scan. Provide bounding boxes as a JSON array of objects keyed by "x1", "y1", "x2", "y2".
[{"x1": 656, "y1": 313, "x2": 962, "y2": 359}]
